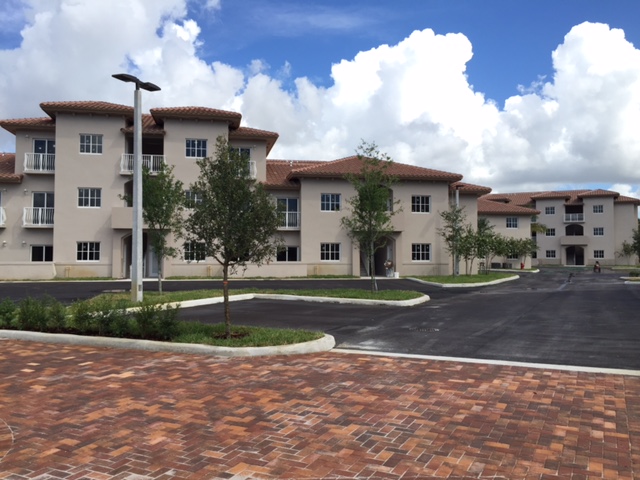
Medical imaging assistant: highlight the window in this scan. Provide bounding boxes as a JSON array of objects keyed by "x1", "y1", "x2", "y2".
[
  {"x1": 594, "y1": 250, "x2": 605, "y2": 259},
  {"x1": 593, "y1": 205, "x2": 604, "y2": 214},
  {"x1": 411, "y1": 195, "x2": 430, "y2": 213},
  {"x1": 31, "y1": 245, "x2": 53, "y2": 262},
  {"x1": 77, "y1": 242, "x2": 100, "y2": 261},
  {"x1": 78, "y1": 188, "x2": 101, "y2": 208},
  {"x1": 277, "y1": 246, "x2": 300, "y2": 262},
  {"x1": 411, "y1": 243, "x2": 431, "y2": 261},
  {"x1": 230, "y1": 147, "x2": 251, "y2": 159},
  {"x1": 593, "y1": 227, "x2": 604, "y2": 236},
  {"x1": 80, "y1": 134, "x2": 102, "y2": 154},
  {"x1": 506, "y1": 217, "x2": 518, "y2": 229},
  {"x1": 545, "y1": 206, "x2": 555, "y2": 215},
  {"x1": 321, "y1": 194, "x2": 341, "y2": 212},
  {"x1": 545, "y1": 250, "x2": 556, "y2": 259},
  {"x1": 184, "y1": 241, "x2": 206, "y2": 262},
  {"x1": 277, "y1": 198, "x2": 299, "y2": 228},
  {"x1": 507, "y1": 253, "x2": 519, "y2": 260},
  {"x1": 545, "y1": 228, "x2": 555, "y2": 236},
  {"x1": 320, "y1": 243, "x2": 340, "y2": 261},
  {"x1": 185, "y1": 191, "x2": 203, "y2": 208},
  {"x1": 186, "y1": 139, "x2": 207, "y2": 158}
]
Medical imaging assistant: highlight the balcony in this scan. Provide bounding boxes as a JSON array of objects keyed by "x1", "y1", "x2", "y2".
[
  {"x1": 23, "y1": 207, "x2": 54, "y2": 227},
  {"x1": 120, "y1": 154, "x2": 165, "y2": 175},
  {"x1": 24, "y1": 153, "x2": 55, "y2": 173},
  {"x1": 279, "y1": 212, "x2": 300, "y2": 230},
  {"x1": 564, "y1": 213, "x2": 584, "y2": 223},
  {"x1": 560, "y1": 236, "x2": 589, "y2": 246},
  {"x1": 0, "y1": 207, "x2": 5, "y2": 227}
]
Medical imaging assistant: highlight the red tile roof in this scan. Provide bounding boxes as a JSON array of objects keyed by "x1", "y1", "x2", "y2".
[
  {"x1": 266, "y1": 160, "x2": 324, "y2": 189},
  {"x1": 0, "y1": 117, "x2": 56, "y2": 134},
  {"x1": 150, "y1": 107, "x2": 242, "y2": 129},
  {"x1": 482, "y1": 189, "x2": 640, "y2": 208},
  {"x1": 230, "y1": 127, "x2": 279, "y2": 155},
  {"x1": 286, "y1": 156, "x2": 463, "y2": 183},
  {"x1": 450, "y1": 181, "x2": 492, "y2": 196},
  {"x1": 478, "y1": 198, "x2": 539, "y2": 215},
  {"x1": 0, "y1": 153, "x2": 22, "y2": 184},
  {"x1": 40, "y1": 101, "x2": 132, "y2": 118},
  {"x1": 120, "y1": 114, "x2": 165, "y2": 135}
]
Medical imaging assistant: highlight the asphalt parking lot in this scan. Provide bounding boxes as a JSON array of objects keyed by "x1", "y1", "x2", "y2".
[{"x1": 1, "y1": 268, "x2": 639, "y2": 370}]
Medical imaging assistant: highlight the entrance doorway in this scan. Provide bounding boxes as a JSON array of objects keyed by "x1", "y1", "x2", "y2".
[
  {"x1": 122, "y1": 233, "x2": 157, "y2": 278},
  {"x1": 566, "y1": 246, "x2": 585, "y2": 266}
]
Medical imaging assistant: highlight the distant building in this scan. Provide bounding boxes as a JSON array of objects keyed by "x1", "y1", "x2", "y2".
[{"x1": 480, "y1": 190, "x2": 640, "y2": 267}]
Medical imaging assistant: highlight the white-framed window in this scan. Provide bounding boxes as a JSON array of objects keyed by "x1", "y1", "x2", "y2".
[
  {"x1": 186, "y1": 139, "x2": 207, "y2": 158},
  {"x1": 506, "y1": 217, "x2": 518, "y2": 229},
  {"x1": 321, "y1": 193, "x2": 341, "y2": 212},
  {"x1": 277, "y1": 198, "x2": 300, "y2": 228},
  {"x1": 411, "y1": 243, "x2": 431, "y2": 261},
  {"x1": 185, "y1": 190, "x2": 203, "y2": 208},
  {"x1": 593, "y1": 227, "x2": 604, "y2": 236},
  {"x1": 320, "y1": 243, "x2": 340, "y2": 261},
  {"x1": 78, "y1": 188, "x2": 101, "y2": 208},
  {"x1": 230, "y1": 147, "x2": 251, "y2": 159},
  {"x1": 545, "y1": 206, "x2": 555, "y2": 215},
  {"x1": 594, "y1": 250, "x2": 604, "y2": 259},
  {"x1": 507, "y1": 254, "x2": 519, "y2": 260},
  {"x1": 593, "y1": 205, "x2": 604, "y2": 214},
  {"x1": 31, "y1": 245, "x2": 53, "y2": 262},
  {"x1": 80, "y1": 134, "x2": 102, "y2": 154},
  {"x1": 277, "y1": 246, "x2": 300, "y2": 262},
  {"x1": 545, "y1": 228, "x2": 555, "y2": 236},
  {"x1": 411, "y1": 195, "x2": 430, "y2": 213},
  {"x1": 184, "y1": 241, "x2": 206, "y2": 262},
  {"x1": 77, "y1": 242, "x2": 100, "y2": 261},
  {"x1": 545, "y1": 250, "x2": 556, "y2": 259}
]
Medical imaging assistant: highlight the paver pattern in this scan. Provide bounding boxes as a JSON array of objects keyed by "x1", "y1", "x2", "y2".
[{"x1": 0, "y1": 340, "x2": 639, "y2": 479}]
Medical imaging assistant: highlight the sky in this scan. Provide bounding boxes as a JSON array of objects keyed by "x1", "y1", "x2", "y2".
[{"x1": 1, "y1": 0, "x2": 640, "y2": 196}]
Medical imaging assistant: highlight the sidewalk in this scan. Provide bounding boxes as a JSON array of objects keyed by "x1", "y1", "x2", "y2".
[{"x1": 1, "y1": 339, "x2": 639, "y2": 479}]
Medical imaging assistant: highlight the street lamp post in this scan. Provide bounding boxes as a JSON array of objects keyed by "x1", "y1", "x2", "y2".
[{"x1": 112, "y1": 73, "x2": 161, "y2": 302}]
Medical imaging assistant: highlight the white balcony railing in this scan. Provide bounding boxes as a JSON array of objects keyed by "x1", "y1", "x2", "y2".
[
  {"x1": 564, "y1": 213, "x2": 585, "y2": 223},
  {"x1": 248, "y1": 160, "x2": 257, "y2": 179},
  {"x1": 120, "y1": 154, "x2": 165, "y2": 174},
  {"x1": 0, "y1": 207, "x2": 5, "y2": 227},
  {"x1": 23, "y1": 207, "x2": 54, "y2": 227},
  {"x1": 24, "y1": 153, "x2": 55, "y2": 173},
  {"x1": 279, "y1": 212, "x2": 300, "y2": 229}
]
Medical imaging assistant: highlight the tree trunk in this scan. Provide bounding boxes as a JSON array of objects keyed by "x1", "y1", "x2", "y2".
[
  {"x1": 223, "y1": 264, "x2": 231, "y2": 339},
  {"x1": 157, "y1": 255, "x2": 163, "y2": 294},
  {"x1": 370, "y1": 241, "x2": 378, "y2": 292}
]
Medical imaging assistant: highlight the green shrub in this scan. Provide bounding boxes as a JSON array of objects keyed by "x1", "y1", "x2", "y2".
[
  {"x1": 46, "y1": 298, "x2": 68, "y2": 332},
  {"x1": 629, "y1": 271, "x2": 640, "y2": 277},
  {"x1": 0, "y1": 298, "x2": 16, "y2": 328},
  {"x1": 16, "y1": 297, "x2": 49, "y2": 331},
  {"x1": 132, "y1": 301, "x2": 180, "y2": 340},
  {"x1": 90, "y1": 295, "x2": 131, "y2": 337},
  {"x1": 70, "y1": 300, "x2": 94, "y2": 333}
]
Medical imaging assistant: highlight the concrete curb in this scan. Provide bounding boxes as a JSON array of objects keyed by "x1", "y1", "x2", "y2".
[
  {"x1": 407, "y1": 275, "x2": 519, "y2": 288},
  {"x1": 0, "y1": 330, "x2": 336, "y2": 357},
  {"x1": 160, "y1": 292, "x2": 430, "y2": 309}
]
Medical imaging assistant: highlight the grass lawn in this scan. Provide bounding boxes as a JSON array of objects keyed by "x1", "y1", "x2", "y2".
[
  {"x1": 413, "y1": 273, "x2": 516, "y2": 284},
  {"x1": 89, "y1": 288, "x2": 424, "y2": 308}
]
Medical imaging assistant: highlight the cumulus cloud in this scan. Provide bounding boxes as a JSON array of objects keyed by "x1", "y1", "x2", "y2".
[{"x1": 0, "y1": 1, "x2": 639, "y2": 197}]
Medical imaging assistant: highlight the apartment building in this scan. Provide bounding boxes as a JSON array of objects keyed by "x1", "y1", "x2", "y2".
[
  {"x1": 481, "y1": 190, "x2": 640, "y2": 267},
  {"x1": 0, "y1": 101, "x2": 490, "y2": 280}
]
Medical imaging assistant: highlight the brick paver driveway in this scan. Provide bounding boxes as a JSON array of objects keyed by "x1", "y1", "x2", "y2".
[{"x1": 1, "y1": 340, "x2": 639, "y2": 479}]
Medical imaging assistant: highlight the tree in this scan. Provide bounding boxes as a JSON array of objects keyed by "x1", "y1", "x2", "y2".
[
  {"x1": 475, "y1": 217, "x2": 496, "y2": 274},
  {"x1": 124, "y1": 165, "x2": 184, "y2": 294},
  {"x1": 631, "y1": 227, "x2": 640, "y2": 262},
  {"x1": 617, "y1": 240, "x2": 637, "y2": 264},
  {"x1": 341, "y1": 141, "x2": 399, "y2": 292},
  {"x1": 184, "y1": 136, "x2": 282, "y2": 338},
  {"x1": 438, "y1": 204, "x2": 467, "y2": 276}
]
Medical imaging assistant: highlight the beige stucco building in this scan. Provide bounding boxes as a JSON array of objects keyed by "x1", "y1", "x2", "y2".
[
  {"x1": 0, "y1": 101, "x2": 499, "y2": 280},
  {"x1": 480, "y1": 190, "x2": 640, "y2": 267}
]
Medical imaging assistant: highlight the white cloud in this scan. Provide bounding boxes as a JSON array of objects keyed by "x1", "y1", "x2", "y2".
[{"x1": 0, "y1": 2, "x2": 639, "y2": 197}]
